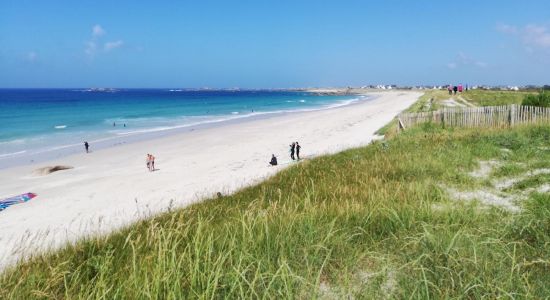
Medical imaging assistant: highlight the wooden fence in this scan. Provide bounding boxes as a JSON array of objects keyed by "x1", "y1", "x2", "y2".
[{"x1": 398, "y1": 104, "x2": 550, "y2": 130}]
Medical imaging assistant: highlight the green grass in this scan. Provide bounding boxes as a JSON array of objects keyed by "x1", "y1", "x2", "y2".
[
  {"x1": 375, "y1": 90, "x2": 448, "y2": 136},
  {"x1": 461, "y1": 90, "x2": 534, "y2": 106},
  {"x1": 1, "y1": 124, "x2": 550, "y2": 299},
  {"x1": 377, "y1": 89, "x2": 538, "y2": 137},
  {"x1": 407, "y1": 90, "x2": 450, "y2": 112}
]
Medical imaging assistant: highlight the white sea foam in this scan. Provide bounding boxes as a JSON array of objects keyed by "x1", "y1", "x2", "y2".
[
  {"x1": 0, "y1": 139, "x2": 27, "y2": 146},
  {"x1": 2, "y1": 95, "x2": 369, "y2": 163},
  {"x1": 0, "y1": 151, "x2": 27, "y2": 158},
  {"x1": 299, "y1": 99, "x2": 306, "y2": 103},
  {"x1": 231, "y1": 112, "x2": 239, "y2": 115},
  {"x1": 113, "y1": 96, "x2": 368, "y2": 137},
  {"x1": 54, "y1": 125, "x2": 67, "y2": 129}
]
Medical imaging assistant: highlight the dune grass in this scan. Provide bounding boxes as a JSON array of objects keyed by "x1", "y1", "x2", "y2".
[
  {"x1": 378, "y1": 89, "x2": 537, "y2": 137},
  {"x1": 461, "y1": 90, "x2": 534, "y2": 106},
  {"x1": 1, "y1": 124, "x2": 549, "y2": 299},
  {"x1": 375, "y1": 90, "x2": 447, "y2": 136}
]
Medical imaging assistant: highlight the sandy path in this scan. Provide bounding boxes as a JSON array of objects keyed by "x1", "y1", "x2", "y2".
[{"x1": 0, "y1": 91, "x2": 421, "y2": 269}]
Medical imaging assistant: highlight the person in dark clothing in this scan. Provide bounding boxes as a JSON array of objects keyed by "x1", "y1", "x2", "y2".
[
  {"x1": 295, "y1": 142, "x2": 301, "y2": 160},
  {"x1": 84, "y1": 141, "x2": 89, "y2": 153},
  {"x1": 289, "y1": 142, "x2": 295, "y2": 160},
  {"x1": 269, "y1": 154, "x2": 278, "y2": 166},
  {"x1": 453, "y1": 86, "x2": 458, "y2": 95}
]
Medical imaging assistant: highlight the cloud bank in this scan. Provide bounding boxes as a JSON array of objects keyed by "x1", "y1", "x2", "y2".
[
  {"x1": 497, "y1": 23, "x2": 550, "y2": 52},
  {"x1": 85, "y1": 24, "x2": 124, "y2": 58},
  {"x1": 104, "y1": 40, "x2": 124, "y2": 51},
  {"x1": 447, "y1": 52, "x2": 487, "y2": 69}
]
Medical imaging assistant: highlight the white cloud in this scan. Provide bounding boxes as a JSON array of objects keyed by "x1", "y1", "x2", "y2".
[
  {"x1": 447, "y1": 52, "x2": 487, "y2": 69},
  {"x1": 104, "y1": 40, "x2": 124, "y2": 51},
  {"x1": 92, "y1": 24, "x2": 105, "y2": 38},
  {"x1": 475, "y1": 61, "x2": 488, "y2": 68},
  {"x1": 85, "y1": 40, "x2": 97, "y2": 57},
  {"x1": 447, "y1": 62, "x2": 457, "y2": 69},
  {"x1": 496, "y1": 23, "x2": 518, "y2": 34},
  {"x1": 26, "y1": 51, "x2": 37, "y2": 62},
  {"x1": 85, "y1": 24, "x2": 124, "y2": 58},
  {"x1": 498, "y1": 23, "x2": 550, "y2": 52},
  {"x1": 524, "y1": 25, "x2": 550, "y2": 48}
]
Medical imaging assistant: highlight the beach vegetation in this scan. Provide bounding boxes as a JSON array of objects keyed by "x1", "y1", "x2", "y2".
[
  {"x1": 522, "y1": 90, "x2": 550, "y2": 107},
  {"x1": 461, "y1": 89, "x2": 533, "y2": 106},
  {"x1": 1, "y1": 123, "x2": 549, "y2": 298}
]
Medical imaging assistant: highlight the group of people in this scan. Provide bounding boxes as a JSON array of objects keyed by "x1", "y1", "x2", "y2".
[
  {"x1": 84, "y1": 142, "x2": 157, "y2": 173},
  {"x1": 447, "y1": 84, "x2": 465, "y2": 95},
  {"x1": 289, "y1": 142, "x2": 301, "y2": 160},
  {"x1": 146, "y1": 154, "x2": 156, "y2": 172},
  {"x1": 268, "y1": 141, "x2": 302, "y2": 166}
]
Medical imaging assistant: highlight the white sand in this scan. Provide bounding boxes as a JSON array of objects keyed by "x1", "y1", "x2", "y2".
[{"x1": 0, "y1": 91, "x2": 421, "y2": 269}]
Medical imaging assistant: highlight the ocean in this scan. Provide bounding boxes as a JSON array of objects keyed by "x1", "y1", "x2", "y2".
[{"x1": 0, "y1": 89, "x2": 366, "y2": 168}]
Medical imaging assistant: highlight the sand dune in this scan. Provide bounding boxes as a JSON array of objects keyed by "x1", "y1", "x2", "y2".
[{"x1": 0, "y1": 91, "x2": 421, "y2": 269}]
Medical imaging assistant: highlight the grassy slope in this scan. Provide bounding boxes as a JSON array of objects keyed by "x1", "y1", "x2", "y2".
[
  {"x1": 460, "y1": 90, "x2": 533, "y2": 106},
  {"x1": 375, "y1": 90, "x2": 444, "y2": 136},
  {"x1": 377, "y1": 89, "x2": 535, "y2": 137},
  {"x1": 1, "y1": 124, "x2": 549, "y2": 299}
]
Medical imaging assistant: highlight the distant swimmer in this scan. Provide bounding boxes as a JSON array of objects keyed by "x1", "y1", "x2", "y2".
[
  {"x1": 84, "y1": 141, "x2": 89, "y2": 153},
  {"x1": 113, "y1": 122, "x2": 116, "y2": 127},
  {"x1": 124, "y1": 123, "x2": 126, "y2": 127},
  {"x1": 295, "y1": 142, "x2": 301, "y2": 160},
  {"x1": 269, "y1": 154, "x2": 278, "y2": 166}
]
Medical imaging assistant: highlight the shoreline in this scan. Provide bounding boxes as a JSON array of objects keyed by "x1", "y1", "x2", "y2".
[
  {"x1": 0, "y1": 91, "x2": 421, "y2": 270},
  {"x1": 0, "y1": 94, "x2": 369, "y2": 170}
]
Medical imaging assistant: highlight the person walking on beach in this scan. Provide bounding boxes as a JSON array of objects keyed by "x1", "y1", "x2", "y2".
[
  {"x1": 448, "y1": 85, "x2": 452, "y2": 95},
  {"x1": 151, "y1": 154, "x2": 156, "y2": 171},
  {"x1": 289, "y1": 142, "x2": 296, "y2": 160},
  {"x1": 453, "y1": 86, "x2": 458, "y2": 95},
  {"x1": 84, "y1": 141, "x2": 89, "y2": 153},
  {"x1": 295, "y1": 142, "x2": 301, "y2": 160}
]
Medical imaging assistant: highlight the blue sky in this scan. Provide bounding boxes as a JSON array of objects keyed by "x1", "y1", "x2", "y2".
[{"x1": 1, "y1": 0, "x2": 549, "y2": 88}]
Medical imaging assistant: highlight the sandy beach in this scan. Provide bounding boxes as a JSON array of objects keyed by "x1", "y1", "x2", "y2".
[{"x1": 0, "y1": 91, "x2": 421, "y2": 269}]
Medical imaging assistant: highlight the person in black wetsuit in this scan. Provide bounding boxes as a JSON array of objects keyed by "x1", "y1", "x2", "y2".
[
  {"x1": 269, "y1": 154, "x2": 278, "y2": 166},
  {"x1": 295, "y1": 142, "x2": 301, "y2": 160},
  {"x1": 84, "y1": 141, "x2": 89, "y2": 153},
  {"x1": 289, "y1": 142, "x2": 295, "y2": 160}
]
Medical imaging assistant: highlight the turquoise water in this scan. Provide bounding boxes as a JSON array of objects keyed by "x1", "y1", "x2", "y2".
[{"x1": 0, "y1": 89, "x2": 366, "y2": 167}]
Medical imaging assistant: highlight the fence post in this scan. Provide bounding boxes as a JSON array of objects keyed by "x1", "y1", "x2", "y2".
[
  {"x1": 508, "y1": 105, "x2": 515, "y2": 127},
  {"x1": 398, "y1": 116, "x2": 406, "y2": 132}
]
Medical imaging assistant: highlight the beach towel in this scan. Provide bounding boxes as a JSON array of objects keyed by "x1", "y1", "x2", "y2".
[{"x1": 0, "y1": 193, "x2": 37, "y2": 212}]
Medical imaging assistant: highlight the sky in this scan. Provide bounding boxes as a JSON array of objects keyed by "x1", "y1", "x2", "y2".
[{"x1": 0, "y1": 0, "x2": 549, "y2": 88}]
